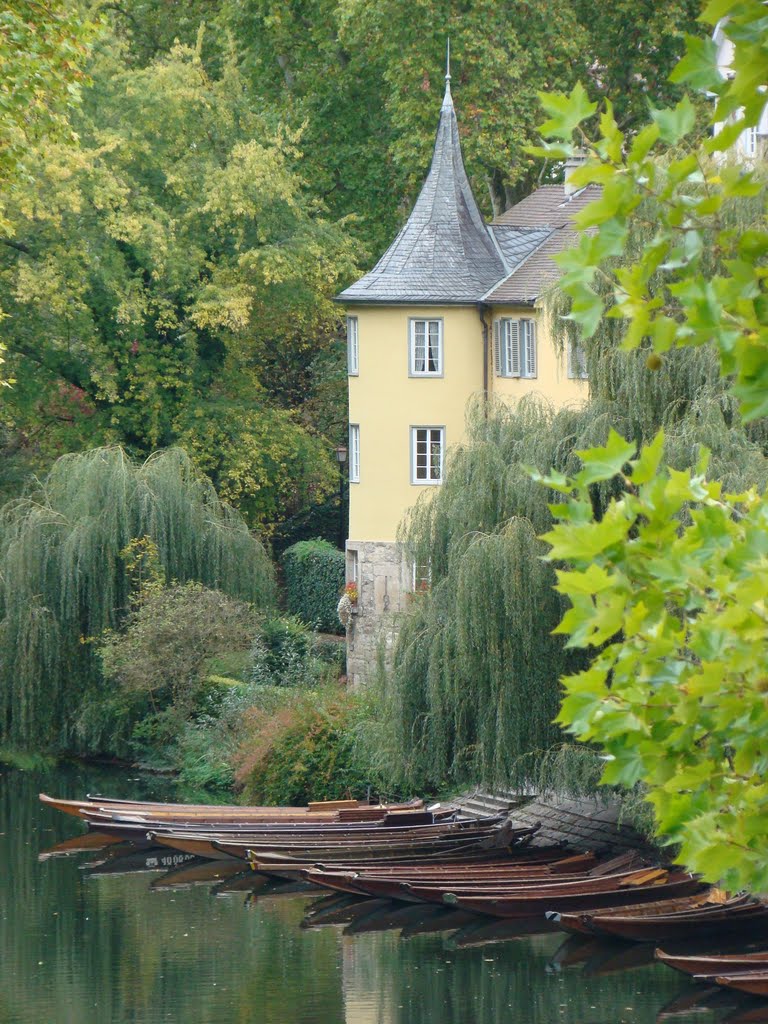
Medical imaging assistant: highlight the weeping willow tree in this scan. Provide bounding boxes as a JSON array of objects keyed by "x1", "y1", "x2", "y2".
[
  {"x1": 0, "y1": 447, "x2": 275, "y2": 751},
  {"x1": 380, "y1": 184, "x2": 768, "y2": 794}
]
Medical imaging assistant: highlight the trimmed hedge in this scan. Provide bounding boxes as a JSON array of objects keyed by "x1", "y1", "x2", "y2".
[{"x1": 282, "y1": 539, "x2": 345, "y2": 634}]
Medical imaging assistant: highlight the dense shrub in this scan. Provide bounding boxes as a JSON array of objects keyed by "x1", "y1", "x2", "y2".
[
  {"x1": 282, "y1": 539, "x2": 344, "y2": 634},
  {"x1": 245, "y1": 615, "x2": 340, "y2": 688},
  {"x1": 236, "y1": 690, "x2": 376, "y2": 805}
]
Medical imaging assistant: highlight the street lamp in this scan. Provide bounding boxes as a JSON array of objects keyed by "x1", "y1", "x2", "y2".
[{"x1": 335, "y1": 445, "x2": 347, "y2": 550}]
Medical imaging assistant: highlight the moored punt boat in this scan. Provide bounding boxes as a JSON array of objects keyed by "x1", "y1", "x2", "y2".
[
  {"x1": 575, "y1": 896, "x2": 768, "y2": 943},
  {"x1": 304, "y1": 850, "x2": 597, "y2": 889},
  {"x1": 307, "y1": 855, "x2": 607, "y2": 901},
  {"x1": 656, "y1": 948, "x2": 768, "y2": 978},
  {"x1": 151, "y1": 817, "x2": 527, "y2": 862},
  {"x1": 39, "y1": 792, "x2": 425, "y2": 823},
  {"x1": 249, "y1": 848, "x2": 543, "y2": 882},
  {"x1": 548, "y1": 890, "x2": 742, "y2": 936},
  {"x1": 443, "y1": 870, "x2": 703, "y2": 918},
  {"x1": 714, "y1": 972, "x2": 768, "y2": 997},
  {"x1": 80, "y1": 809, "x2": 491, "y2": 843}
]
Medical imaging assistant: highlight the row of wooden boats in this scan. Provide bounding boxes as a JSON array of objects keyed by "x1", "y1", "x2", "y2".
[{"x1": 41, "y1": 790, "x2": 768, "y2": 1000}]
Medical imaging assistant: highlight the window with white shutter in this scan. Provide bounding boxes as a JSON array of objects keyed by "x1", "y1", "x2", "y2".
[
  {"x1": 349, "y1": 424, "x2": 360, "y2": 483},
  {"x1": 409, "y1": 319, "x2": 443, "y2": 376},
  {"x1": 495, "y1": 318, "x2": 536, "y2": 378},
  {"x1": 347, "y1": 316, "x2": 359, "y2": 375},
  {"x1": 411, "y1": 427, "x2": 444, "y2": 484}
]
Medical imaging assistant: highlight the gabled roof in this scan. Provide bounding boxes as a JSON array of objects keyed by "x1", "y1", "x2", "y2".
[
  {"x1": 338, "y1": 80, "x2": 506, "y2": 305},
  {"x1": 483, "y1": 185, "x2": 602, "y2": 304}
]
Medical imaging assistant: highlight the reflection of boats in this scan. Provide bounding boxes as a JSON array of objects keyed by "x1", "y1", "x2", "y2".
[
  {"x1": 548, "y1": 935, "x2": 603, "y2": 970},
  {"x1": 211, "y1": 872, "x2": 272, "y2": 896},
  {"x1": 400, "y1": 908, "x2": 477, "y2": 938},
  {"x1": 82, "y1": 847, "x2": 199, "y2": 876},
  {"x1": 150, "y1": 859, "x2": 248, "y2": 890},
  {"x1": 38, "y1": 831, "x2": 122, "y2": 860},
  {"x1": 447, "y1": 914, "x2": 558, "y2": 949},
  {"x1": 302, "y1": 896, "x2": 386, "y2": 927},
  {"x1": 722, "y1": 1002, "x2": 768, "y2": 1023},
  {"x1": 342, "y1": 901, "x2": 444, "y2": 935},
  {"x1": 656, "y1": 984, "x2": 736, "y2": 1020},
  {"x1": 581, "y1": 941, "x2": 657, "y2": 976}
]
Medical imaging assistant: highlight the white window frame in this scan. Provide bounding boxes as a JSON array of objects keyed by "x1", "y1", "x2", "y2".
[
  {"x1": 347, "y1": 316, "x2": 359, "y2": 376},
  {"x1": 411, "y1": 426, "x2": 444, "y2": 485},
  {"x1": 409, "y1": 318, "x2": 443, "y2": 377},
  {"x1": 567, "y1": 338, "x2": 589, "y2": 380},
  {"x1": 349, "y1": 424, "x2": 360, "y2": 483},
  {"x1": 742, "y1": 125, "x2": 758, "y2": 158},
  {"x1": 494, "y1": 318, "x2": 537, "y2": 379},
  {"x1": 411, "y1": 559, "x2": 432, "y2": 593},
  {"x1": 347, "y1": 549, "x2": 359, "y2": 584}
]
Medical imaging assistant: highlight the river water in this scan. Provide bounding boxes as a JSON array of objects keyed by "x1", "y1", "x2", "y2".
[{"x1": 1, "y1": 764, "x2": 762, "y2": 1024}]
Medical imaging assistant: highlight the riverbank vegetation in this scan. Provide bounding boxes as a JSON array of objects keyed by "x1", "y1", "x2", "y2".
[{"x1": 5, "y1": 0, "x2": 764, "y2": 833}]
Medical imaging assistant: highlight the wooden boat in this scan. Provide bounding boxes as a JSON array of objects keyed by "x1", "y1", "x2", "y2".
[
  {"x1": 80, "y1": 809, "x2": 494, "y2": 843},
  {"x1": 444, "y1": 870, "x2": 702, "y2": 918},
  {"x1": 39, "y1": 792, "x2": 424, "y2": 823},
  {"x1": 370, "y1": 857, "x2": 657, "y2": 906},
  {"x1": 656, "y1": 948, "x2": 768, "y2": 978},
  {"x1": 210, "y1": 827, "x2": 520, "y2": 863},
  {"x1": 308, "y1": 855, "x2": 607, "y2": 902},
  {"x1": 549, "y1": 889, "x2": 739, "y2": 936},
  {"x1": 305, "y1": 847, "x2": 602, "y2": 897},
  {"x1": 249, "y1": 847, "x2": 536, "y2": 882},
  {"x1": 577, "y1": 896, "x2": 768, "y2": 943},
  {"x1": 715, "y1": 972, "x2": 768, "y2": 997},
  {"x1": 300, "y1": 847, "x2": 587, "y2": 887}
]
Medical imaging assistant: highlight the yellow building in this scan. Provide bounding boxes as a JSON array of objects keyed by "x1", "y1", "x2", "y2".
[{"x1": 338, "y1": 69, "x2": 594, "y2": 684}]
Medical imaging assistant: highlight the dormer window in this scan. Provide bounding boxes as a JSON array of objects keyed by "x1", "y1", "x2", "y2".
[
  {"x1": 495, "y1": 318, "x2": 537, "y2": 379},
  {"x1": 409, "y1": 319, "x2": 443, "y2": 376}
]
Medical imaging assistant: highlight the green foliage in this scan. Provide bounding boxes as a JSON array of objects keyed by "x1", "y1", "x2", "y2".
[
  {"x1": 282, "y1": 538, "x2": 345, "y2": 634},
  {"x1": 99, "y1": 583, "x2": 259, "y2": 710},
  {"x1": 246, "y1": 615, "x2": 341, "y2": 688},
  {"x1": 236, "y1": 688, "x2": 375, "y2": 805},
  {"x1": 530, "y1": 2, "x2": 768, "y2": 422},
  {"x1": 538, "y1": 434, "x2": 768, "y2": 890},
  {"x1": 219, "y1": 0, "x2": 703, "y2": 230},
  {"x1": 534, "y1": 1, "x2": 768, "y2": 892},
  {"x1": 0, "y1": 1, "x2": 97, "y2": 231},
  {"x1": 0, "y1": 446, "x2": 274, "y2": 752},
  {"x1": 0, "y1": 33, "x2": 356, "y2": 533}
]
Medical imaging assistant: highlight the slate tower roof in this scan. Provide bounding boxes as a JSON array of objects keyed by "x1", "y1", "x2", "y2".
[{"x1": 338, "y1": 75, "x2": 507, "y2": 305}]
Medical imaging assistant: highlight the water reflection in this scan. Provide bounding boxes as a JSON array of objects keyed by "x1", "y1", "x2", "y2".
[{"x1": 2, "y1": 765, "x2": 760, "y2": 1024}]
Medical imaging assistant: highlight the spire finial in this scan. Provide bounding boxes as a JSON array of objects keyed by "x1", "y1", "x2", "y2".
[{"x1": 445, "y1": 38, "x2": 451, "y2": 84}]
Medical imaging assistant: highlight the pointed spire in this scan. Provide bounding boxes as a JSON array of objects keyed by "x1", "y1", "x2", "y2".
[
  {"x1": 338, "y1": 55, "x2": 506, "y2": 306},
  {"x1": 443, "y1": 38, "x2": 452, "y2": 108}
]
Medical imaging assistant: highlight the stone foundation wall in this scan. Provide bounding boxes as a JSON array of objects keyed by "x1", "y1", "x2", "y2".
[{"x1": 344, "y1": 540, "x2": 410, "y2": 686}]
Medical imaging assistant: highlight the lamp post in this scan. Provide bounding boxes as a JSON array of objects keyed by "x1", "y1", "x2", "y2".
[{"x1": 335, "y1": 444, "x2": 347, "y2": 551}]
